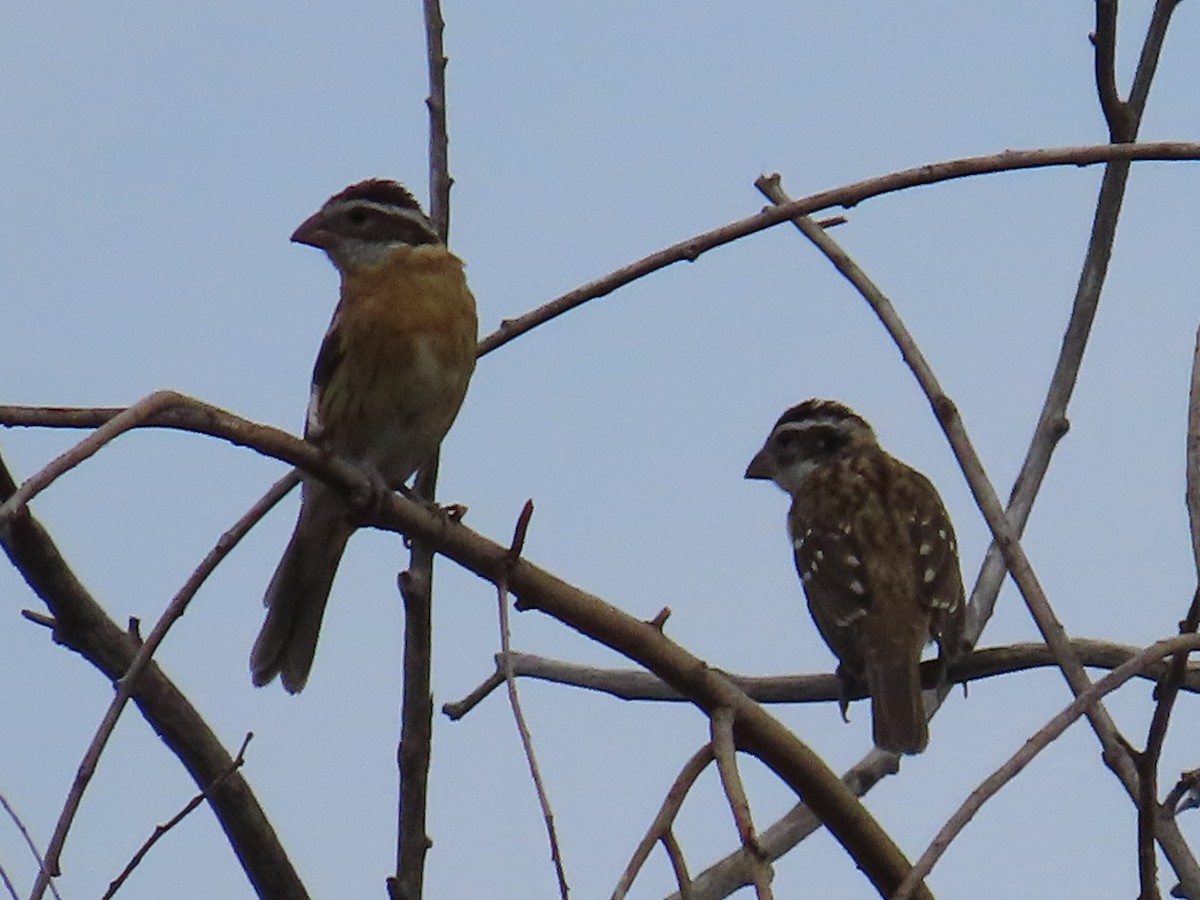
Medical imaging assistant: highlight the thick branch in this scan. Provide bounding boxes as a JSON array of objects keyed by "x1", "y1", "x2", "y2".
[{"x1": 0, "y1": 454, "x2": 308, "y2": 899}]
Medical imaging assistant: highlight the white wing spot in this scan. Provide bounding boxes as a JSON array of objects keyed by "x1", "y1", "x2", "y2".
[
  {"x1": 801, "y1": 569, "x2": 814, "y2": 583},
  {"x1": 937, "y1": 528, "x2": 947, "y2": 539},
  {"x1": 836, "y1": 607, "x2": 867, "y2": 626},
  {"x1": 918, "y1": 542, "x2": 932, "y2": 556},
  {"x1": 849, "y1": 579, "x2": 865, "y2": 595},
  {"x1": 792, "y1": 537, "x2": 804, "y2": 550},
  {"x1": 809, "y1": 559, "x2": 819, "y2": 573},
  {"x1": 846, "y1": 554, "x2": 861, "y2": 567},
  {"x1": 814, "y1": 549, "x2": 825, "y2": 561},
  {"x1": 840, "y1": 522, "x2": 853, "y2": 535},
  {"x1": 923, "y1": 567, "x2": 937, "y2": 584}
]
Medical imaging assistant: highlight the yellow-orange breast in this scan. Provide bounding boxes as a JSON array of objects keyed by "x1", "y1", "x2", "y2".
[{"x1": 316, "y1": 244, "x2": 478, "y2": 484}]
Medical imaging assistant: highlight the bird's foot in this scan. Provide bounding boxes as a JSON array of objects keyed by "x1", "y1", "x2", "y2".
[
  {"x1": 348, "y1": 467, "x2": 396, "y2": 521},
  {"x1": 834, "y1": 665, "x2": 868, "y2": 724}
]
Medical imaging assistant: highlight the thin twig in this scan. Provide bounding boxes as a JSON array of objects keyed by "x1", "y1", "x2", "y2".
[
  {"x1": 442, "y1": 639, "x2": 1200, "y2": 717},
  {"x1": 0, "y1": 391, "x2": 186, "y2": 524},
  {"x1": 102, "y1": 734, "x2": 253, "y2": 900},
  {"x1": 612, "y1": 745, "x2": 713, "y2": 900},
  {"x1": 1092, "y1": 0, "x2": 1133, "y2": 140},
  {"x1": 1138, "y1": 588, "x2": 1200, "y2": 900},
  {"x1": 0, "y1": 862, "x2": 15, "y2": 900},
  {"x1": 498, "y1": 502, "x2": 569, "y2": 899},
  {"x1": 471, "y1": 142, "x2": 1200, "y2": 359},
  {"x1": 1187, "y1": 323, "x2": 1200, "y2": 585},
  {"x1": 424, "y1": 0, "x2": 451, "y2": 237},
  {"x1": 894, "y1": 634, "x2": 1200, "y2": 900},
  {"x1": 0, "y1": 792, "x2": 61, "y2": 900},
  {"x1": 0, "y1": 452, "x2": 308, "y2": 899},
  {"x1": 1137, "y1": 325, "x2": 1200, "y2": 898},
  {"x1": 711, "y1": 709, "x2": 772, "y2": 899},
  {"x1": 391, "y1": 6, "x2": 453, "y2": 894},
  {"x1": 28, "y1": 474, "x2": 293, "y2": 900},
  {"x1": 662, "y1": 830, "x2": 694, "y2": 900}
]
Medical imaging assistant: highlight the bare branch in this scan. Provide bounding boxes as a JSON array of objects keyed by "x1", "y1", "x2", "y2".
[
  {"x1": 497, "y1": 504, "x2": 570, "y2": 899},
  {"x1": 613, "y1": 745, "x2": 713, "y2": 900},
  {"x1": 1138, "y1": 328, "x2": 1200, "y2": 897},
  {"x1": 661, "y1": 831, "x2": 694, "y2": 900},
  {"x1": 422, "y1": 0, "x2": 451, "y2": 238},
  {"x1": 392, "y1": 2, "x2": 455, "y2": 893},
  {"x1": 102, "y1": 734, "x2": 254, "y2": 900},
  {"x1": 361, "y1": 494, "x2": 934, "y2": 900},
  {"x1": 0, "y1": 391, "x2": 187, "y2": 523},
  {"x1": 441, "y1": 640, "x2": 1200, "y2": 715},
  {"x1": 392, "y1": 559, "x2": 435, "y2": 900},
  {"x1": 0, "y1": 792, "x2": 61, "y2": 900},
  {"x1": 1187, "y1": 324, "x2": 1200, "y2": 581},
  {"x1": 711, "y1": 709, "x2": 772, "y2": 899},
  {"x1": 474, "y1": 142, "x2": 1200, "y2": 359},
  {"x1": 895, "y1": 635, "x2": 1200, "y2": 900},
  {"x1": 1092, "y1": 0, "x2": 1132, "y2": 140},
  {"x1": 0, "y1": 862, "x2": 15, "y2": 900},
  {"x1": 28, "y1": 472, "x2": 294, "y2": 900},
  {"x1": 0, "y1": 452, "x2": 308, "y2": 899}
]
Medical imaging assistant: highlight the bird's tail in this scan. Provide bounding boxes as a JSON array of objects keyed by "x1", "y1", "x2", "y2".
[
  {"x1": 862, "y1": 635, "x2": 928, "y2": 755},
  {"x1": 251, "y1": 490, "x2": 353, "y2": 693}
]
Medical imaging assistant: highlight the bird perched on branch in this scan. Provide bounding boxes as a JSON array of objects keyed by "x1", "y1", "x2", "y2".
[
  {"x1": 251, "y1": 179, "x2": 478, "y2": 693},
  {"x1": 745, "y1": 399, "x2": 964, "y2": 753}
]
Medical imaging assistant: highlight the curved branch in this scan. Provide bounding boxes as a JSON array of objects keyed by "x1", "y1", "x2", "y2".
[
  {"x1": 28, "y1": 472, "x2": 293, "y2": 900},
  {"x1": 0, "y1": 453, "x2": 308, "y2": 899},
  {"x1": 0, "y1": 399, "x2": 931, "y2": 897},
  {"x1": 476, "y1": 142, "x2": 1200, "y2": 358},
  {"x1": 896, "y1": 634, "x2": 1200, "y2": 899}
]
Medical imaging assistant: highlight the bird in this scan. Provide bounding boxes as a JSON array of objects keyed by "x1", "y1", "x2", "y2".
[
  {"x1": 745, "y1": 399, "x2": 964, "y2": 753},
  {"x1": 251, "y1": 179, "x2": 478, "y2": 693}
]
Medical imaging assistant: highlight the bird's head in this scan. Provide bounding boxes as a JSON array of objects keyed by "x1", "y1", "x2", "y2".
[
  {"x1": 291, "y1": 179, "x2": 440, "y2": 272},
  {"x1": 745, "y1": 399, "x2": 878, "y2": 495}
]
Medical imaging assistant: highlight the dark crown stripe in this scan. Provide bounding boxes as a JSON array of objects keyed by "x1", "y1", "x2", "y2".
[
  {"x1": 774, "y1": 398, "x2": 863, "y2": 431},
  {"x1": 327, "y1": 179, "x2": 423, "y2": 213}
]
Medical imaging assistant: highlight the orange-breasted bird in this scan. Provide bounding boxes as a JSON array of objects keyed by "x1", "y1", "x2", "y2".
[{"x1": 251, "y1": 179, "x2": 478, "y2": 692}]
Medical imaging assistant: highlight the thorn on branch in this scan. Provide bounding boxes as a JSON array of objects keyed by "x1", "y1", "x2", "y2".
[
  {"x1": 648, "y1": 608, "x2": 672, "y2": 631},
  {"x1": 506, "y1": 500, "x2": 535, "y2": 567},
  {"x1": 814, "y1": 215, "x2": 848, "y2": 229},
  {"x1": 21, "y1": 609, "x2": 55, "y2": 629}
]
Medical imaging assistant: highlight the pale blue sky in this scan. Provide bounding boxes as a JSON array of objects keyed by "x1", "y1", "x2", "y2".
[{"x1": 3, "y1": 3, "x2": 1200, "y2": 898}]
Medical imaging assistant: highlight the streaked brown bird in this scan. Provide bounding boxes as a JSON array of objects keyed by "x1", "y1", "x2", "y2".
[
  {"x1": 251, "y1": 179, "x2": 478, "y2": 693},
  {"x1": 745, "y1": 399, "x2": 964, "y2": 753}
]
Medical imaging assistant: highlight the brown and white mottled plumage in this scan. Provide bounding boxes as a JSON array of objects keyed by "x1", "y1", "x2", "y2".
[
  {"x1": 746, "y1": 399, "x2": 964, "y2": 753},
  {"x1": 251, "y1": 180, "x2": 478, "y2": 693}
]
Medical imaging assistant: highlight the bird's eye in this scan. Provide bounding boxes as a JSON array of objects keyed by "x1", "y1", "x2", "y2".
[{"x1": 345, "y1": 207, "x2": 370, "y2": 227}]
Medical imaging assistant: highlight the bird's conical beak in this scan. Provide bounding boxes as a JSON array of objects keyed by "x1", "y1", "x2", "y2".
[
  {"x1": 291, "y1": 211, "x2": 332, "y2": 249},
  {"x1": 744, "y1": 449, "x2": 772, "y2": 480}
]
